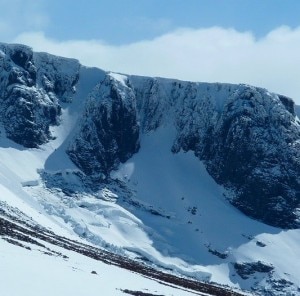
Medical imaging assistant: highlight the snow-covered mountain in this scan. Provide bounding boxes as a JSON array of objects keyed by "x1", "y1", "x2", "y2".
[{"x1": 0, "y1": 42, "x2": 300, "y2": 296}]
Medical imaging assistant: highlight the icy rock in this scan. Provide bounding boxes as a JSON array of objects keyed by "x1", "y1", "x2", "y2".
[
  {"x1": 67, "y1": 74, "x2": 140, "y2": 175},
  {"x1": 0, "y1": 42, "x2": 79, "y2": 147}
]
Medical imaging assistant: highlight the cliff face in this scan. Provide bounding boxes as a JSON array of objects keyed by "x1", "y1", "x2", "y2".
[
  {"x1": 130, "y1": 78, "x2": 300, "y2": 228},
  {"x1": 173, "y1": 85, "x2": 300, "y2": 228},
  {"x1": 0, "y1": 42, "x2": 299, "y2": 229},
  {"x1": 67, "y1": 74, "x2": 140, "y2": 177},
  {"x1": 0, "y1": 43, "x2": 79, "y2": 147}
]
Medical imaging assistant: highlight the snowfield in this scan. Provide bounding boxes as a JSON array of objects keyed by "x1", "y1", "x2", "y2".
[{"x1": 0, "y1": 239, "x2": 203, "y2": 296}]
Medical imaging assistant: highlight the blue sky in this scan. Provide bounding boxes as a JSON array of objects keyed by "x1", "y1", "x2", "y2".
[
  {"x1": 42, "y1": 0, "x2": 300, "y2": 44},
  {"x1": 3, "y1": 0, "x2": 300, "y2": 44},
  {"x1": 0, "y1": 0, "x2": 300, "y2": 103}
]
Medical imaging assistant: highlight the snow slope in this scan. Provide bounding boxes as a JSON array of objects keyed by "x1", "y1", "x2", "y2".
[
  {"x1": 2, "y1": 122, "x2": 298, "y2": 295},
  {"x1": 0, "y1": 236, "x2": 203, "y2": 296},
  {"x1": 110, "y1": 126, "x2": 300, "y2": 294}
]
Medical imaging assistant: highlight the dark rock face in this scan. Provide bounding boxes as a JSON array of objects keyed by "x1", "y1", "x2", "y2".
[
  {"x1": 3, "y1": 85, "x2": 57, "y2": 147},
  {"x1": 35, "y1": 52, "x2": 80, "y2": 103},
  {"x1": 205, "y1": 87, "x2": 300, "y2": 228},
  {"x1": 132, "y1": 78, "x2": 300, "y2": 228},
  {"x1": 278, "y1": 95, "x2": 295, "y2": 115},
  {"x1": 174, "y1": 86, "x2": 300, "y2": 228},
  {"x1": 0, "y1": 43, "x2": 79, "y2": 147},
  {"x1": 234, "y1": 261, "x2": 274, "y2": 279},
  {"x1": 67, "y1": 75, "x2": 140, "y2": 176},
  {"x1": 134, "y1": 77, "x2": 173, "y2": 132}
]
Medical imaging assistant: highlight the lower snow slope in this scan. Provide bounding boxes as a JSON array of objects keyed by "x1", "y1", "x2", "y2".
[
  {"x1": 0, "y1": 236, "x2": 204, "y2": 296},
  {"x1": 112, "y1": 127, "x2": 300, "y2": 294}
]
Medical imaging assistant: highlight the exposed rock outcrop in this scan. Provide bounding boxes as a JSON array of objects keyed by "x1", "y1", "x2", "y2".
[
  {"x1": 0, "y1": 43, "x2": 79, "y2": 147},
  {"x1": 67, "y1": 74, "x2": 140, "y2": 176}
]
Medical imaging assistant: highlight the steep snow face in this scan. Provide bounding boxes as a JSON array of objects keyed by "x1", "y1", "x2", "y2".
[{"x1": 110, "y1": 126, "x2": 300, "y2": 295}]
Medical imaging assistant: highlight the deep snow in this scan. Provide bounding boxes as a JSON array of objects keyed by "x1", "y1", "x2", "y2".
[{"x1": 0, "y1": 238, "x2": 203, "y2": 296}]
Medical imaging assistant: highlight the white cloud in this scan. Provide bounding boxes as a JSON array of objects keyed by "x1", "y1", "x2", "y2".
[{"x1": 12, "y1": 26, "x2": 300, "y2": 105}]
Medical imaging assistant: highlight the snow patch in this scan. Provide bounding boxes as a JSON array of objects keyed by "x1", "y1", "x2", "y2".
[{"x1": 109, "y1": 72, "x2": 128, "y2": 87}]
